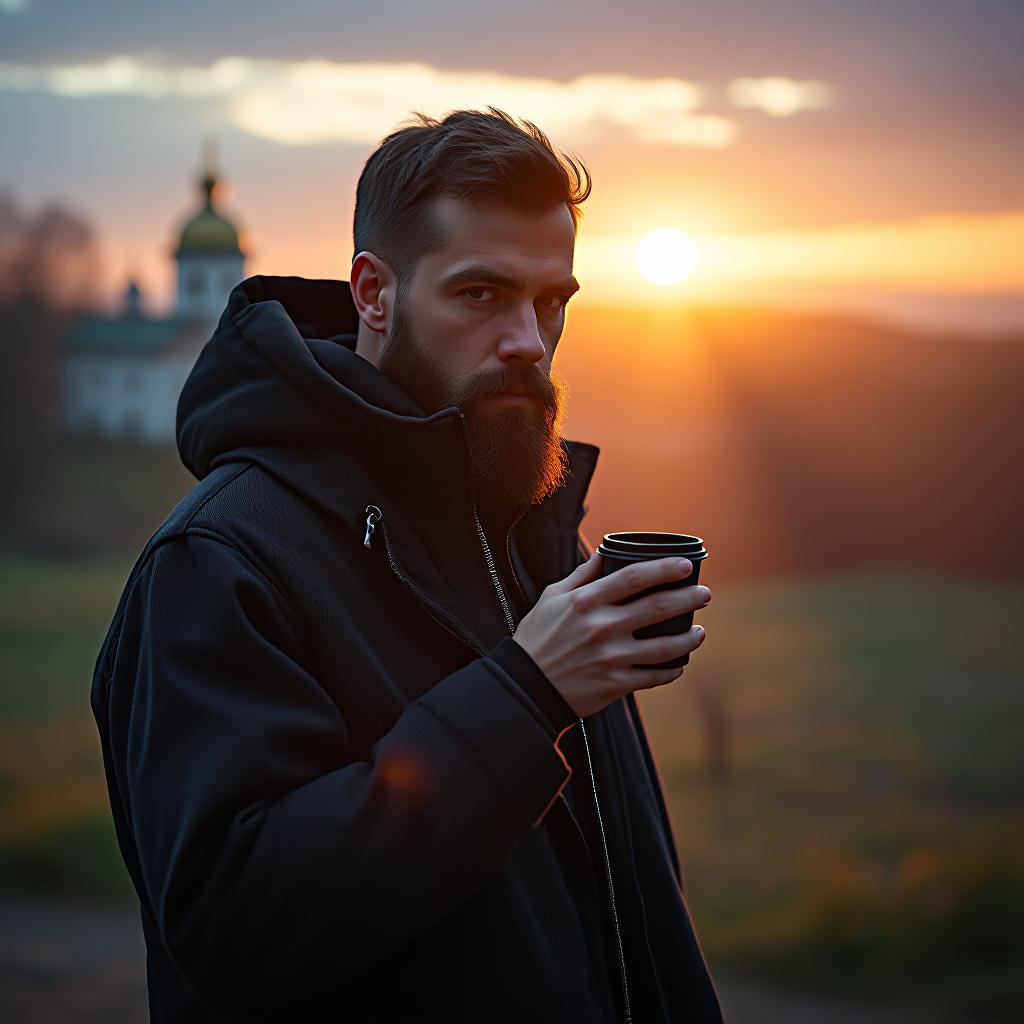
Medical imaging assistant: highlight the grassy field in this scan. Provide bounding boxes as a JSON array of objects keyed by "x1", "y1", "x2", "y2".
[
  {"x1": 638, "y1": 568, "x2": 1024, "y2": 1017},
  {"x1": 0, "y1": 552, "x2": 136, "y2": 902},
  {"x1": 1, "y1": 551, "x2": 1022, "y2": 1016}
]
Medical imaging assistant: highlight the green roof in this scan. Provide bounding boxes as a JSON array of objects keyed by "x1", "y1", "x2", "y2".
[{"x1": 64, "y1": 315, "x2": 197, "y2": 354}]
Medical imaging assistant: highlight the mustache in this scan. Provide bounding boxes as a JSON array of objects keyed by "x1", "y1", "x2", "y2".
[{"x1": 469, "y1": 370, "x2": 553, "y2": 404}]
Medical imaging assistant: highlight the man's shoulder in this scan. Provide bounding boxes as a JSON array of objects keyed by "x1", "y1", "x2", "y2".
[
  {"x1": 94, "y1": 463, "x2": 298, "y2": 640},
  {"x1": 166, "y1": 457, "x2": 344, "y2": 533},
  {"x1": 131, "y1": 460, "x2": 297, "y2": 581},
  {"x1": 89, "y1": 461, "x2": 307, "y2": 714},
  {"x1": 152, "y1": 461, "x2": 256, "y2": 546},
  {"x1": 150, "y1": 458, "x2": 371, "y2": 585}
]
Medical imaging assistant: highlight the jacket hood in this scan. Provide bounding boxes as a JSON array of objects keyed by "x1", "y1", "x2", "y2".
[{"x1": 176, "y1": 275, "x2": 599, "y2": 534}]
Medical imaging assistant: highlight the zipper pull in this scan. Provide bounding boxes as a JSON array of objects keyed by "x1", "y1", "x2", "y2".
[{"x1": 364, "y1": 505, "x2": 382, "y2": 548}]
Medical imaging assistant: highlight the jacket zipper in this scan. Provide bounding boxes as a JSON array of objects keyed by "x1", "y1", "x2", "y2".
[
  {"x1": 364, "y1": 500, "x2": 632, "y2": 1024},
  {"x1": 471, "y1": 503, "x2": 518, "y2": 634},
  {"x1": 580, "y1": 717, "x2": 632, "y2": 1024}
]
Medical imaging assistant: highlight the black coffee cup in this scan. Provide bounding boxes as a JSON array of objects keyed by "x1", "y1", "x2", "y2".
[{"x1": 597, "y1": 532, "x2": 708, "y2": 669}]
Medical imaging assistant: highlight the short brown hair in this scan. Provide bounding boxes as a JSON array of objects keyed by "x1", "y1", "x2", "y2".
[{"x1": 352, "y1": 106, "x2": 591, "y2": 292}]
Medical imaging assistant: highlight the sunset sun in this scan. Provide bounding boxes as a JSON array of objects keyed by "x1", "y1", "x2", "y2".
[{"x1": 635, "y1": 227, "x2": 700, "y2": 286}]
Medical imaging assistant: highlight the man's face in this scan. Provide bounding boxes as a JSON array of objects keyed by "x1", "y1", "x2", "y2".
[{"x1": 375, "y1": 195, "x2": 579, "y2": 526}]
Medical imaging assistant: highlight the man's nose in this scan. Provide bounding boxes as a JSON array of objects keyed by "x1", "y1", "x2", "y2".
[{"x1": 498, "y1": 304, "x2": 546, "y2": 363}]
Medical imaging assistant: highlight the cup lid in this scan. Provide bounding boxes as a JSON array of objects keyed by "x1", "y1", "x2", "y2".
[{"x1": 599, "y1": 531, "x2": 707, "y2": 559}]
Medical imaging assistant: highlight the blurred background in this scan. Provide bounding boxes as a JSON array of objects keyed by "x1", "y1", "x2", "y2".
[{"x1": 1, "y1": 0, "x2": 1022, "y2": 1020}]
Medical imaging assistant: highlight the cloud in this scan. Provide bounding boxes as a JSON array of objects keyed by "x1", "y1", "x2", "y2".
[
  {"x1": 726, "y1": 76, "x2": 830, "y2": 117},
  {"x1": 0, "y1": 54, "x2": 737, "y2": 148}
]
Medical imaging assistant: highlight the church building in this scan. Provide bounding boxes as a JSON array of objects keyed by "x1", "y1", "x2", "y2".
[{"x1": 62, "y1": 157, "x2": 247, "y2": 444}]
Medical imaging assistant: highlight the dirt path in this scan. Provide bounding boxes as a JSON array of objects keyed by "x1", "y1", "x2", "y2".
[{"x1": 0, "y1": 896, "x2": 1007, "y2": 1022}]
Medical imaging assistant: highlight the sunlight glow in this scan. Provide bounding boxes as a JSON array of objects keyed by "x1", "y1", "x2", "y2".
[{"x1": 635, "y1": 228, "x2": 700, "y2": 286}]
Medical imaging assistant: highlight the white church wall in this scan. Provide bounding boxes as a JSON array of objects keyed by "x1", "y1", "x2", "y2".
[
  {"x1": 176, "y1": 253, "x2": 245, "y2": 320},
  {"x1": 64, "y1": 352, "x2": 205, "y2": 445}
]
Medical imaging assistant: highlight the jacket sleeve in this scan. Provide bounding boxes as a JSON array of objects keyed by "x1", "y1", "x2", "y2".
[
  {"x1": 100, "y1": 531, "x2": 575, "y2": 1017},
  {"x1": 488, "y1": 635, "x2": 577, "y2": 733}
]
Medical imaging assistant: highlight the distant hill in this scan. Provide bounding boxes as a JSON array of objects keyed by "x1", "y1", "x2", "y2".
[
  {"x1": 14, "y1": 301, "x2": 1022, "y2": 583},
  {"x1": 557, "y1": 303, "x2": 1024, "y2": 582}
]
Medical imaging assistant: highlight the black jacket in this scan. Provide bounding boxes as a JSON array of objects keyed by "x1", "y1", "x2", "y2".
[{"x1": 90, "y1": 275, "x2": 724, "y2": 1023}]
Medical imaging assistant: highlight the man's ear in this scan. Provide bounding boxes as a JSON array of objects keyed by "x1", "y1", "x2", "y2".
[{"x1": 350, "y1": 252, "x2": 393, "y2": 334}]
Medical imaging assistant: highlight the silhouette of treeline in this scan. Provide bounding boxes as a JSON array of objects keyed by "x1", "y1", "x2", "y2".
[
  {"x1": 0, "y1": 191, "x2": 101, "y2": 547},
  {"x1": 559, "y1": 303, "x2": 1024, "y2": 583}
]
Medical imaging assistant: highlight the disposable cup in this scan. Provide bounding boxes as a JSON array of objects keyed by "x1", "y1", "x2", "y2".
[{"x1": 597, "y1": 531, "x2": 708, "y2": 669}]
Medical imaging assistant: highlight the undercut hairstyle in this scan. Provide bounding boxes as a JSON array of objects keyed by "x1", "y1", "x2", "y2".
[{"x1": 352, "y1": 106, "x2": 592, "y2": 298}]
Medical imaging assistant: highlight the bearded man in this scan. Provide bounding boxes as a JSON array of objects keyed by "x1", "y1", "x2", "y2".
[{"x1": 90, "y1": 106, "x2": 721, "y2": 1023}]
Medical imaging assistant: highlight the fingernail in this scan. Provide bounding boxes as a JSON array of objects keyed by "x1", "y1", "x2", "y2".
[
  {"x1": 695, "y1": 625, "x2": 705, "y2": 637},
  {"x1": 678, "y1": 559, "x2": 692, "y2": 575}
]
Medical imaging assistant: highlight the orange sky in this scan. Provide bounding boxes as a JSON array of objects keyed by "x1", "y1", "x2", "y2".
[{"x1": 2, "y1": 1, "x2": 1021, "y2": 335}]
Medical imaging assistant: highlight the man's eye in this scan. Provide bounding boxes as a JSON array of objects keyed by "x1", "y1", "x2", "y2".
[{"x1": 461, "y1": 288, "x2": 568, "y2": 311}]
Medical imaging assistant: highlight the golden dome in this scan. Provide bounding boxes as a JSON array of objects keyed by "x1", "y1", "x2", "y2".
[{"x1": 174, "y1": 170, "x2": 244, "y2": 257}]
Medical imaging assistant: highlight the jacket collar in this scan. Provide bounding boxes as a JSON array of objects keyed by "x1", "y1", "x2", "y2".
[{"x1": 182, "y1": 275, "x2": 600, "y2": 652}]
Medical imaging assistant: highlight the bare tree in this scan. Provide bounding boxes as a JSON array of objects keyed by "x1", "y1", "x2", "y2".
[
  {"x1": 691, "y1": 665, "x2": 734, "y2": 786},
  {"x1": 0, "y1": 193, "x2": 102, "y2": 311},
  {"x1": 0, "y1": 191, "x2": 102, "y2": 538}
]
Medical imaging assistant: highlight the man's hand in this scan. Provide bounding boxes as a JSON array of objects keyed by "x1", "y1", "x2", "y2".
[{"x1": 512, "y1": 553, "x2": 710, "y2": 719}]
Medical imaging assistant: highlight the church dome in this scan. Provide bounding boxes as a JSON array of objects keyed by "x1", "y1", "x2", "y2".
[{"x1": 174, "y1": 169, "x2": 244, "y2": 257}]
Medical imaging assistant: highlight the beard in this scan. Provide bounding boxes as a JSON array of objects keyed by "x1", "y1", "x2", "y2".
[{"x1": 377, "y1": 294, "x2": 571, "y2": 527}]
